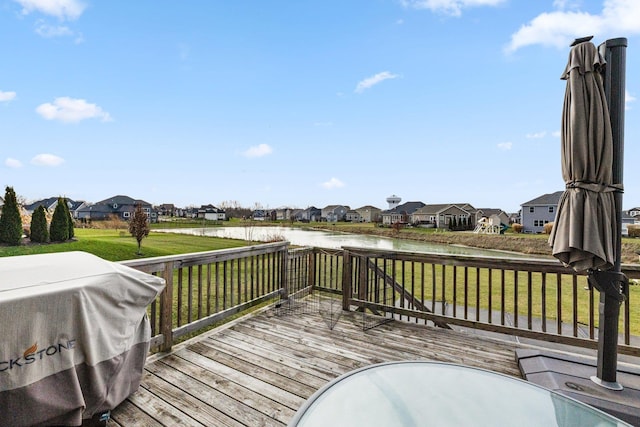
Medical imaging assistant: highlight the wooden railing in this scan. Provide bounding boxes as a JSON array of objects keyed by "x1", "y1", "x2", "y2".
[
  {"x1": 121, "y1": 243, "x2": 640, "y2": 356},
  {"x1": 339, "y1": 246, "x2": 640, "y2": 357},
  {"x1": 121, "y1": 242, "x2": 290, "y2": 352}
]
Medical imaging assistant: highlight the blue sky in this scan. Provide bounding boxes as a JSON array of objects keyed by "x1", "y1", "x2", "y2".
[{"x1": 1, "y1": 0, "x2": 639, "y2": 213}]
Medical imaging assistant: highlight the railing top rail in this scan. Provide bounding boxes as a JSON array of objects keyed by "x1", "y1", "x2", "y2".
[
  {"x1": 121, "y1": 241, "x2": 289, "y2": 271},
  {"x1": 340, "y1": 245, "x2": 640, "y2": 277}
]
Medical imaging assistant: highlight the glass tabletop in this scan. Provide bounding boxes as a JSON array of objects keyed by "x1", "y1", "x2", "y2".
[{"x1": 289, "y1": 361, "x2": 631, "y2": 427}]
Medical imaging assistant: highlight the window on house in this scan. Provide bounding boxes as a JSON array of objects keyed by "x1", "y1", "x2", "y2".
[
  {"x1": 123, "y1": 212, "x2": 130, "y2": 218},
  {"x1": 529, "y1": 207, "x2": 534, "y2": 213},
  {"x1": 548, "y1": 206, "x2": 554, "y2": 213}
]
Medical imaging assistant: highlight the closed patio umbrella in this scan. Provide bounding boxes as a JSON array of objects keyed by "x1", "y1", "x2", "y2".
[
  {"x1": 548, "y1": 39, "x2": 618, "y2": 272},
  {"x1": 549, "y1": 37, "x2": 628, "y2": 390}
]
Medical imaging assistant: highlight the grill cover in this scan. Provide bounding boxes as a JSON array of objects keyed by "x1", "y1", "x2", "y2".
[{"x1": 0, "y1": 251, "x2": 166, "y2": 426}]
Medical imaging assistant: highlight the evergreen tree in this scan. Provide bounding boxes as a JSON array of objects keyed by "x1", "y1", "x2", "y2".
[
  {"x1": 60, "y1": 198, "x2": 75, "y2": 239},
  {"x1": 0, "y1": 186, "x2": 23, "y2": 245},
  {"x1": 129, "y1": 203, "x2": 150, "y2": 255},
  {"x1": 30, "y1": 205, "x2": 49, "y2": 243},
  {"x1": 50, "y1": 198, "x2": 70, "y2": 242}
]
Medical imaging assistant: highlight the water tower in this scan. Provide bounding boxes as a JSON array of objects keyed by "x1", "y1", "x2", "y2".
[{"x1": 386, "y1": 194, "x2": 401, "y2": 210}]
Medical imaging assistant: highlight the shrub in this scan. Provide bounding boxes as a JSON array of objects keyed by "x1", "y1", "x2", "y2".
[
  {"x1": 511, "y1": 223, "x2": 523, "y2": 233},
  {"x1": 30, "y1": 205, "x2": 49, "y2": 243},
  {"x1": 628, "y1": 224, "x2": 640, "y2": 238},
  {"x1": 0, "y1": 186, "x2": 23, "y2": 245}
]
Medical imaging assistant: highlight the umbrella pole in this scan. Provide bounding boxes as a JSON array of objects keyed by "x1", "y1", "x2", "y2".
[{"x1": 591, "y1": 37, "x2": 628, "y2": 391}]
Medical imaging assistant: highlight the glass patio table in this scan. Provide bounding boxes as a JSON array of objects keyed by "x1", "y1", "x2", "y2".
[{"x1": 288, "y1": 361, "x2": 630, "y2": 427}]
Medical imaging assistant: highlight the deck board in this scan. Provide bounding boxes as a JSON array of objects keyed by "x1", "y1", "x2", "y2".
[{"x1": 109, "y1": 303, "x2": 524, "y2": 426}]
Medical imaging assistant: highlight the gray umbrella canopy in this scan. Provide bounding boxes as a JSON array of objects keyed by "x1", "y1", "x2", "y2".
[{"x1": 549, "y1": 41, "x2": 618, "y2": 273}]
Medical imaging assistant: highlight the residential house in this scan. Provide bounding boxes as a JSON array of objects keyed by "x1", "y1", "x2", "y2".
[
  {"x1": 508, "y1": 212, "x2": 520, "y2": 225},
  {"x1": 157, "y1": 203, "x2": 176, "y2": 217},
  {"x1": 381, "y1": 201, "x2": 425, "y2": 226},
  {"x1": 24, "y1": 197, "x2": 88, "y2": 219},
  {"x1": 627, "y1": 207, "x2": 640, "y2": 219},
  {"x1": 345, "y1": 209, "x2": 361, "y2": 222},
  {"x1": 411, "y1": 204, "x2": 473, "y2": 229},
  {"x1": 475, "y1": 208, "x2": 510, "y2": 226},
  {"x1": 355, "y1": 205, "x2": 382, "y2": 223},
  {"x1": 273, "y1": 207, "x2": 298, "y2": 221},
  {"x1": 76, "y1": 195, "x2": 157, "y2": 222},
  {"x1": 252, "y1": 209, "x2": 267, "y2": 221},
  {"x1": 322, "y1": 205, "x2": 349, "y2": 222},
  {"x1": 197, "y1": 204, "x2": 226, "y2": 221},
  {"x1": 520, "y1": 191, "x2": 563, "y2": 233},
  {"x1": 297, "y1": 206, "x2": 321, "y2": 222}
]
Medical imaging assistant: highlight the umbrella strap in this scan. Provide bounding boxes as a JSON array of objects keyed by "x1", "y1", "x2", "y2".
[
  {"x1": 587, "y1": 270, "x2": 628, "y2": 302},
  {"x1": 566, "y1": 181, "x2": 623, "y2": 193}
]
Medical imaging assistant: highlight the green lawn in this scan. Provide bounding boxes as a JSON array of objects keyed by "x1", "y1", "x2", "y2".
[{"x1": 0, "y1": 228, "x2": 249, "y2": 261}]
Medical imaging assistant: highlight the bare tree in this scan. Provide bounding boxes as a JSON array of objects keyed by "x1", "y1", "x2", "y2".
[{"x1": 128, "y1": 203, "x2": 150, "y2": 255}]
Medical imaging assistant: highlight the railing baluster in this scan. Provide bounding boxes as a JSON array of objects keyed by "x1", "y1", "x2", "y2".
[
  {"x1": 464, "y1": 266, "x2": 469, "y2": 320},
  {"x1": 487, "y1": 268, "x2": 492, "y2": 324},
  {"x1": 177, "y1": 268, "x2": 183, "y2": 327},
  {"x1": 541, "y1": 273, "x2": 547, "y2": 333},
  {"x1": 500, "y1": 269, "x2": 505, "y2": 326},
  {"x1": 475, "y1": 267, "x2": 480, "y2": 321},
  {"x1": 197, "y1": 265, "x2": 203, "y2": 320},
  {"x1": 513, "y1": 270, "x2": 518, "y2": 328},
  {"x1": 572, "y1": 274, "x2": 578, "y2": 337},
  {"x1": 556, "y1": 272, "x2": 562, "y2": 336},
  {"x1": 527, "y1": 271, "x2": 533, "y2": 331},
  {"x1": 187, "y1": 266, "x2": 193, "y2": 323}
]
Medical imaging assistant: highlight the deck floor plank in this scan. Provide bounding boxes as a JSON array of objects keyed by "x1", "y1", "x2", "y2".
[{"x1": 109, "y1": 304, "x2": 523, "y2": 426}]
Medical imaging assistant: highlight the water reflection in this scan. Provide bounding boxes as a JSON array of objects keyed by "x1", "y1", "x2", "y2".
[{"x1": 157, "y1": 226, "x2": 547, "y2": 259}]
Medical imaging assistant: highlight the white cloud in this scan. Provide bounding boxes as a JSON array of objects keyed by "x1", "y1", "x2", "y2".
[
  {"x1": 506, "y1": 0, "x2": 640, "y2": 53},
  {"x1": 36, "y1": 97, "x2": 112, "y2": 123},
  {"x1": 14, "y1": 0, "x2": 86, "y2": 20},
  {"x1": 0, "y1": 91, "x2": 17, "y2": 102},
  {"x1": 321, "y1": 177, "x2": 345, "y2": 189},
  {"x1": 626, "y1": 90, "x2": 636, "y2": 110},
  {"x1": 400, "y1": 0, "x2": 506, "y2": 17},
  {"x1": 31, "y1": 153, "x2": 64, "y2": 166},
  {"x1": 35, "y1": 21, "x2": 73, "y2": 37},
  {"x1": 552, "y1": 130, "x2": 561, "y2": 138},
  {"x1": 355, "y1": 71, "x2": 399, "y2": 93},
  {"x1": 242, "y1": 143, "x2": 273, "y2": 158},
  {"x1": 526, "y1": 131, "x2": 546, "y2": 139},
  {"x1": 497, "y1": 142, "x2": 512, "y2": 150},
  {"x1": 5, "y1": 158, "x2": 23, "y2": 168}
]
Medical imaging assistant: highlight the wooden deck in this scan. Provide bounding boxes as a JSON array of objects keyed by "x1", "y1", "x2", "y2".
[{"x1": 107, "y1": 300, "x2": 524, "y2": 426}]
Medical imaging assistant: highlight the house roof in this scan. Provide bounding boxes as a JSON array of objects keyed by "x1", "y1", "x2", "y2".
[
  {"x1": 95, "y1": 195, "x2": 152, "y2": 206},
  {"x1": 521, "y1": 191, "x2": 564, "y2": 206},
  {"x1": 477, "y1": 208, "x2": 507, "y2": 217},
  {"x1": 355, "y1": 205, "x2": 381, "y2": 211},
  {"x1": 382, "y1": 201, "x2": 425, "y2": 215},
  {"x1": 24, "y1": 197, "x2": 85, "y2": 212}
]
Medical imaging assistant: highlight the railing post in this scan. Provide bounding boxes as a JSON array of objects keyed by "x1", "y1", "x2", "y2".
[
  {"x1": 342, "y1": 249, "x2": 352, "y2": 311},
  {"x1": 160, "y1": 260, "x2": 174, "y2": 352}
]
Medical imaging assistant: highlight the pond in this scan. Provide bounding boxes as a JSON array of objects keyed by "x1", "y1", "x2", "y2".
[{"x1": 156, "y1": 226, "x2": 549, "y2": 260}]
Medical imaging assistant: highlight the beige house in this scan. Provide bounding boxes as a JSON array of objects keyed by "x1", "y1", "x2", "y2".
[
  {"x1": 411, "y1": 204, "x2": 472, "y2": 228},
  {"x1": 355, "y1": 205, "x2": 381, "y2": 223}
]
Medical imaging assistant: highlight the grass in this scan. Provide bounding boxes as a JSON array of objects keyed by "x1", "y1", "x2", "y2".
[{"x1": 0, "y1": 228, "x2": 249, "y2": 261}]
